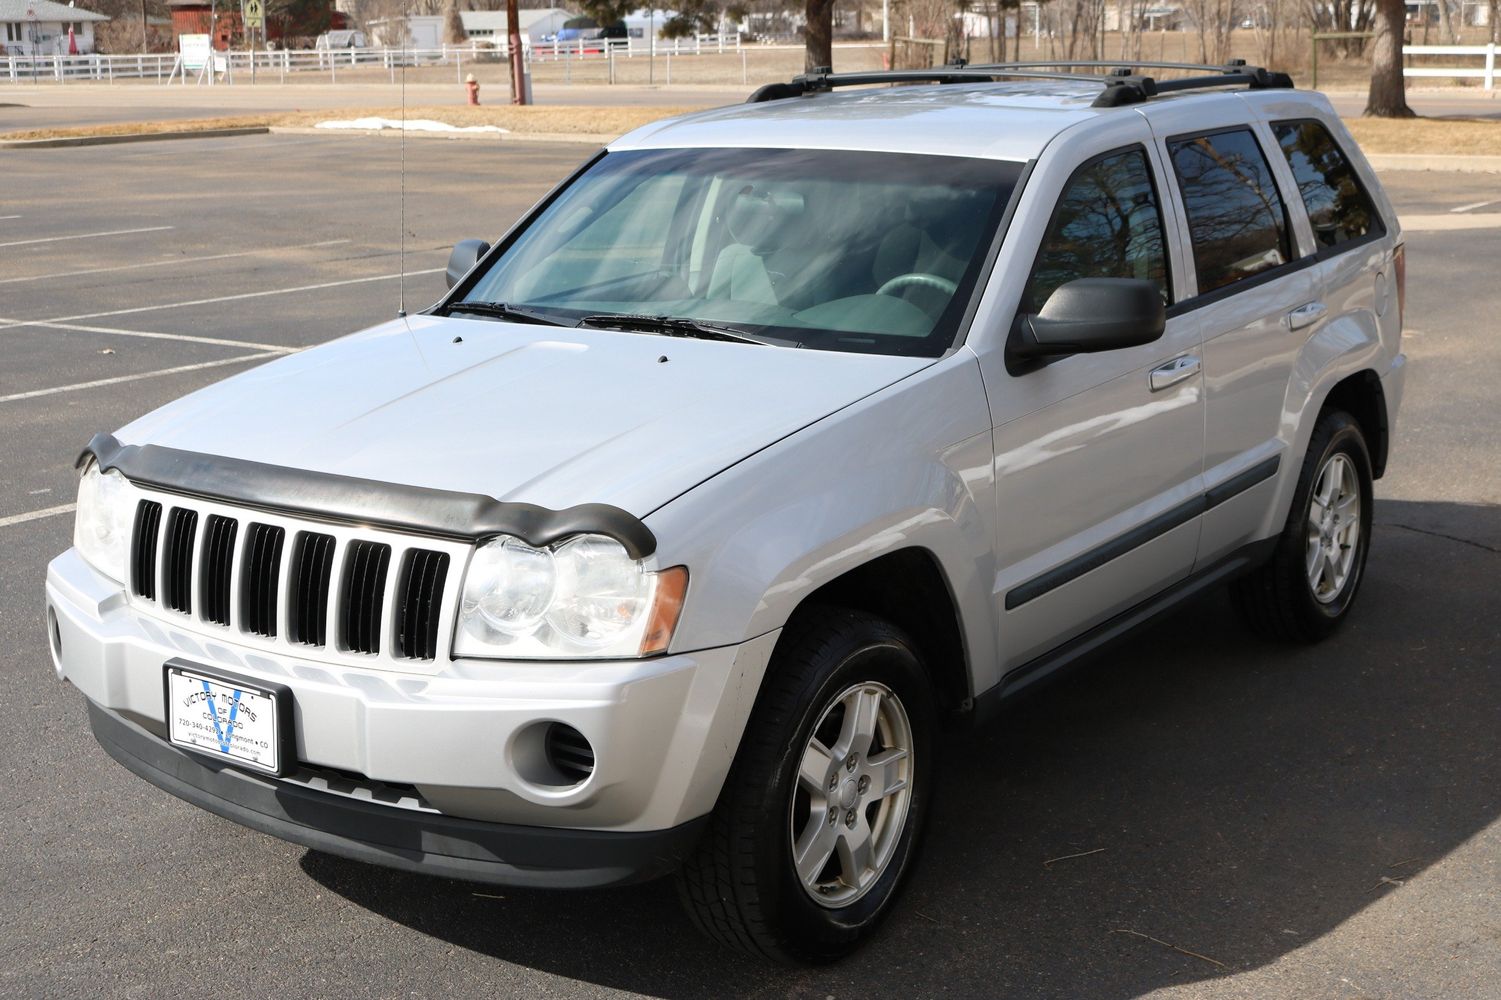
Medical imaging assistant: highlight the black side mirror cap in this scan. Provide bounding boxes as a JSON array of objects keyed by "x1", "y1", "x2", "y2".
[
  {"x1": 1009, "y1": 277, "x2": 1166, "y2": 364},
  {"x1": 445, "y1": 239, "x2": 491, "y2": 290}
]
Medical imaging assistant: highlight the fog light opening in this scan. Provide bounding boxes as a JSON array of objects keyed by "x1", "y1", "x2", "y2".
[{"x1": 510, "y1": 721, "x2": 596, "y2": 789}]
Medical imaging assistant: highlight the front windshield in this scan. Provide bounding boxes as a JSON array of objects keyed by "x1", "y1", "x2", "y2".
[{"x1": 456, "y1": 147, "x2": 1024, "y2": 357}]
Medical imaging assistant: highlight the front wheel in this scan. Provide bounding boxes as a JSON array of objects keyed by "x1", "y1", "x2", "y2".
[
  {"x1": 1231, "y1": 409, "x2": 1375, "y2": 641},
  {"x1": 675, "y1": 609, "x2": 934, "y2": 963}
]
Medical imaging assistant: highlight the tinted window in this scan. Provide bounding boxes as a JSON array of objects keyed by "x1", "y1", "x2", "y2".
[
  {"x1": 1169, "y1": 128, "x2": 1293, "y2": 294},
  {"x1": 1025, "y1": 148, "x2": 1170, "y2": 312},
  {"x1": 1273, "y1": 120, "x2": 1383, "y2": 249}
]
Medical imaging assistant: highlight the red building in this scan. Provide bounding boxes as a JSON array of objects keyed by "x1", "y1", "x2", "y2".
[{"x1": 167, "y1": 0, "x2": 347, "y2": 49}]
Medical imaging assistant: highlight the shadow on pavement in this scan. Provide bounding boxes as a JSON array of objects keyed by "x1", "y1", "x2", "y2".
[{"x1": 302, "y1": 498, "x2": 1501, "y2": 998}]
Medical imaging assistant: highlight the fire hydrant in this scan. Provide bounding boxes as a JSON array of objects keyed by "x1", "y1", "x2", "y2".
[{"x1": 465, "y1": 73, "x2": 480, "y2": 107}]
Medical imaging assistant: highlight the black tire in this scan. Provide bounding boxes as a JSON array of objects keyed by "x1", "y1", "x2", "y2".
[
  {"x1": 675, "y1": 608, "x2": 935, "y2": 964},
  {"x1": 1231, "y1": 409, "x2": 1374, "y2": 641}
]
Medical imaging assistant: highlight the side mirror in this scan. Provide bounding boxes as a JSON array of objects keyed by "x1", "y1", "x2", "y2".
[
  {"x1": 1010, "y1": 277, "x2": 1166, "y2": 362},
  {"x1": 445, "y1": 239, "x2": 491, "y2": 290}
]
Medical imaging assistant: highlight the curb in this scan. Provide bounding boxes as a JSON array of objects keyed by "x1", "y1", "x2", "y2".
[
  {"x1": 1367, "y1": 153, "x2": 1501, "y2": 173},
  {"x1": 0, "y1": 126, "x2": 269, "y2": 149},
  {"x1": 267, "y1": 125, "x2": 612, "y2": 145}
]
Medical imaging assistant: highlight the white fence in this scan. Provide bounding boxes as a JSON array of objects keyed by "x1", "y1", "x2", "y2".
[
  {"x1": 1404, "y1": 42, "x2": 1497, "y2": 90},
  {"x1": 2, "y1": 35, "x2": 742, "y2": 84}
]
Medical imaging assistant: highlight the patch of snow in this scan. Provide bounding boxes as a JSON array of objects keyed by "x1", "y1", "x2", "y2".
[{"x1": 314, "y1": 117, "x2": 508, "y2": 134}]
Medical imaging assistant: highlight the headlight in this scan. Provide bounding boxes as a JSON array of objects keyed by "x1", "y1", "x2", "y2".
[
  {"x1": 455, "y1": 533, "x2": 687, "y2": 660},
  {"x1": 74, "y1": 463, "x2": 131, "y2": 583}
]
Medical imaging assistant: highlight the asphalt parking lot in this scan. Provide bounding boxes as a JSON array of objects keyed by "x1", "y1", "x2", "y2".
[{"x1": 2, "y1": 134, "x2": 1499, "y2": 1000}]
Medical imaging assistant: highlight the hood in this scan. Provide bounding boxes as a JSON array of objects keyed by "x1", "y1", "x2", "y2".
[{"x1": 115, "y1": 314, "x2": 932, "y2": 517}]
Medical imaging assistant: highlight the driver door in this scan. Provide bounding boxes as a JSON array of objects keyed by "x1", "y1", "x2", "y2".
[{"x1": 981, "y1": 131, "x2": 1206, "y2": 673}]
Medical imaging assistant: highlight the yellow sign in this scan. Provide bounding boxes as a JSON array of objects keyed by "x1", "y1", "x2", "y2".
[{"x1": 244, "y1": 0, "x2": 264, "y2": 28}]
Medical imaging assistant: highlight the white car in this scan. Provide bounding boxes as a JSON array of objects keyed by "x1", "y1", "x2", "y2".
[{"x1": 48, "y1": 61, "x2": 1405, "y2": 962}]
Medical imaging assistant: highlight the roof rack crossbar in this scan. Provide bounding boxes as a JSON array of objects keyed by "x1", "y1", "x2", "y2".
[
  {"x1": 963, "y1": 59, "x2": 1252, "y2": 74},
  {"x1": 745, "y1": 59, "x2": 1293, "y2": 108}
]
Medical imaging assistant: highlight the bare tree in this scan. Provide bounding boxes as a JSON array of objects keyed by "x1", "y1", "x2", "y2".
[{"x1": 1364, "y1": 0, "x2": 1414, "y2": 116}]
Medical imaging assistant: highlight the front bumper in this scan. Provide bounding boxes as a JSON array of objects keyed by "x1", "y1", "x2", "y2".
[
  {"x1": 87, "y1": 701, "x2": 706, "y2": 888},
  {"x1": 47, "y1": 547, "x2": 777, "y2": 874}
]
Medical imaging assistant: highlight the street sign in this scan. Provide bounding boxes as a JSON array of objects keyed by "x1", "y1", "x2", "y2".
[{"x1": 244, "y1": 0, "x2": 263, "y2": 28}]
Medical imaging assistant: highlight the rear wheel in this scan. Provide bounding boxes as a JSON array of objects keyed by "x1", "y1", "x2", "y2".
[
  {"x1": 1231, "y1": 409, "x2": 1374, "y2": 641},
  {"x1": 675, "y1": 608, "x2": 933, "y2": 963}
]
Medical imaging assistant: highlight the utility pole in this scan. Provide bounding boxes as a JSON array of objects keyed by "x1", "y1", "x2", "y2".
[
  {"x1": 140, "y1": 0, "x2": 147, "y2": 53},
  {"x1": 506, "y1": 0, "x2": 527, "y2": 103}
]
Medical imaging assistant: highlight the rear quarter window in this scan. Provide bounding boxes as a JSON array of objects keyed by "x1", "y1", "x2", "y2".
[{"x1": 1272, "y1": 120, "x2": 1385, "y2": 250}]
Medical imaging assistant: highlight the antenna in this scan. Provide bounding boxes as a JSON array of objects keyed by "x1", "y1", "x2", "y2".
[{"x1": 397, "y1": 28, "x2": 407, "y2": 318}]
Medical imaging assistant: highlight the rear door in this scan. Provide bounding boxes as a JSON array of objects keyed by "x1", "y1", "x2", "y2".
[{"x1": 1145, "y1": 104, "x2": 1320, "y2": 566}]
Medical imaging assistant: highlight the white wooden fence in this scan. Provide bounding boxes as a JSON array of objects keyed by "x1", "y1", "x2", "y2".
[
  {"x1": 2, "y1": 34, "x2": 742, "y2": 84},
  {"x1": 1404, "y1": 42, "x2": 1497, "y2": 90}
]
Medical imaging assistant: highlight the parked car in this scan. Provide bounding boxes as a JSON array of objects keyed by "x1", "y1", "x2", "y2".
[
  {"x1": 49, "y1": 61, "x2": 1405, "y2": 963},
  {"x1": 315, "y1": 29, "x2": 366, "y2": 49}
]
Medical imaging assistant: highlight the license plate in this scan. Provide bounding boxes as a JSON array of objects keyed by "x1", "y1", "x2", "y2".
[{"x1": 164, "y1": 661, "x2": 291, "y2": 776}]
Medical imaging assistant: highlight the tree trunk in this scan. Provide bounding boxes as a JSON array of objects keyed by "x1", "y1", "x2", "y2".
[
  {"x1": 805, "y1": 0, "x2": 833, "y2": 71},
  {"x1": 1436, "y1": 0, "x2": 1457, "y2": 44},
  {"x1": 1365, "y1": 0, "x2": 1414, "y2": 117}
]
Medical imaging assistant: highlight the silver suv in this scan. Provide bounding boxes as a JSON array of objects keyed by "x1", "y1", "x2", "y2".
[{"x1": 48, "y1": 62, "x2": 1406, "y2": 962}]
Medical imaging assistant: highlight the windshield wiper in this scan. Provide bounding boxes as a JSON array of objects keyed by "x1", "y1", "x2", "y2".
[
  {"x1": 442, "y1": 301, "x2": 576, "y2": 327},
  {"x1": 578, "y1": 313, "x2": 771, "y2": 346}
]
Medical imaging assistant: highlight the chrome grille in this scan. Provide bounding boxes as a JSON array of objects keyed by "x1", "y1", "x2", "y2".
[{"x1": 125, "y1": 490, "x2": 469, "y2": 668}]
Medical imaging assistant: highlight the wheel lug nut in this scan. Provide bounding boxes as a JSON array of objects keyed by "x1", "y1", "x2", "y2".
[
  {"x1": 829, "y1": 775, "x2": 838, "y2": 791},
  {"x1": 828, "y1": 811, "x2": 836, "y2": 826},
  {"x1": 846, "y1": 754, "x2": 858, "y2": 772},
  {"x1": 845, "y1": 810, "x2": 856, "y2": 827},
  {"x1": 857, "y1": 775, "x2": 870, "y2": 794}
]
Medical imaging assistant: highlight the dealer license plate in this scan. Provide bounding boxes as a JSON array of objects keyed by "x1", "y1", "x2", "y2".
[{"x1": 165, "y1": 662, "x2": 289, "y2": 776}]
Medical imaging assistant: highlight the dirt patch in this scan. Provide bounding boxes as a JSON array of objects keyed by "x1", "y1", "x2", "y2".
[
  {"x1": 0, "y1": 105, "x2": 706, "y2": 142},
  {"x1": 1343, "y1": 116, "x2": 1501, "y2": 156}
]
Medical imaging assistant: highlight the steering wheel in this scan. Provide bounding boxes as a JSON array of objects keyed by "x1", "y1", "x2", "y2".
[{"x1": 877, "y1": 272, "x2": 958, "y2": 297}]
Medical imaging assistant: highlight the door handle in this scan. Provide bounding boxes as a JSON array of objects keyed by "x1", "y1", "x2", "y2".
[
  {"x1": 1149, "y1": 354, "x2": 1201, "y2": 392},
  {"x1": 1289, "y1": 301, "x2": 1328, "y2": 330}
]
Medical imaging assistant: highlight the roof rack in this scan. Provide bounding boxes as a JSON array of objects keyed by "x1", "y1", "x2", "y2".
[{"x1": 745, "y1": 58, "x2": 1294, "y2": 109}]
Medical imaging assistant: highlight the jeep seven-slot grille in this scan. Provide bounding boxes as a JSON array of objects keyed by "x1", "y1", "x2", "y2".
[
  {"x1": 162, "y1": 507, "x2": 198, "y2": 614},
  {"x1": 130, "y1": 500, "x2": 162, "y2": 599},
  {"x1": 129, "y1": 499, "x2": 456, "y2": 662},
  {"x1": 289, "y1": 532, "x2": 336, "y2": 648}
]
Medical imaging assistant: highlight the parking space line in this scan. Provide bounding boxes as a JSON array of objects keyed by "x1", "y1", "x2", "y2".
[
  {"x1": 0, "y1": 317, "x2": 297, "y2": 353},
  {"x1": 0, "y1": 239, "x2": 353, "y2": 285},
  {"x1": 0, "y1": 352, "x2": 280, "y2": 404},
  {"x1": 0, "y1": 226, "x2": 174, "y2": 250},
  {"x1": 18, "y1": 266, "x2": 446, "y2": 325},
  {"x1": 0, "y1": 214, "x2": 21, "y2": 221},
  {"x1": 1450, "y1": 199, "x2": 1499, "y2": 214},
  {"x1": 0, "y1": 503, "x2": 76, "y2": 529}
]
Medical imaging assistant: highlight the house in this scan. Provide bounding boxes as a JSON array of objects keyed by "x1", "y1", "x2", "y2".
[
  {"x1": 459, "y1": 9, "x2": 578, "y2": 46},
  {"x1": 0, "y1": 0, "x2": 108, "y2": 56}
]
